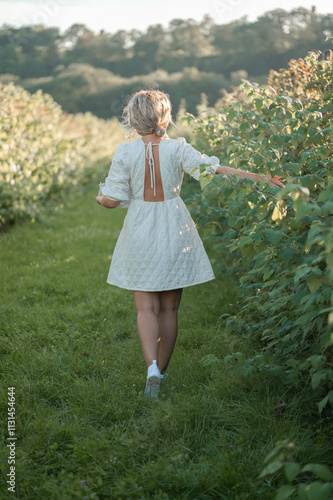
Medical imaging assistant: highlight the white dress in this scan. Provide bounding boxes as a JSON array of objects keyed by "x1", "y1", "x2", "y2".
[{"x1": 99, "y1": 136, "x2": 220, "y2": 292}]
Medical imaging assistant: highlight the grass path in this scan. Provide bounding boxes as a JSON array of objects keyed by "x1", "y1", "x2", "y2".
[{"x1": 0, "y1": 162, "x2": 321, "y2": 499}]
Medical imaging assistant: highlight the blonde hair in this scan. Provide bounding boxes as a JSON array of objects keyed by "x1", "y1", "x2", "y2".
[{"x1": 122, "y1": 90, "x2": 173, "y2": 138}]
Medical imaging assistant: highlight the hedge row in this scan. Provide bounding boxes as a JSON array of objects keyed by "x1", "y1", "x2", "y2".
[{"x1": 0, "y1": 82, "x2": 122, "y2": 228}]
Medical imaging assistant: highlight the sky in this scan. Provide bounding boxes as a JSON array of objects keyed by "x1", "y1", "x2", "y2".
[{"x1": 0, "y1": 0, "x2": 332, "y2": 34}]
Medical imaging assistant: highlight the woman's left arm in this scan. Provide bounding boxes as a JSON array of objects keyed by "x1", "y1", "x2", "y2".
[{"x1": 215, "y1": 165, "x2": 285, "y2": 187}]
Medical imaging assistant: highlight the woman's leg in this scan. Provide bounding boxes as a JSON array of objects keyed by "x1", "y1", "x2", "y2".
[
  {"x1": 157, "y1": 288, "x2": 183, "y2": 374},
  {"x1": 133, "y1": 291, "x2": 160, "y2": 367}
]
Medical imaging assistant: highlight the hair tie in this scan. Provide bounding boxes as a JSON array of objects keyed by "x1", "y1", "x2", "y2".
[{"x1": 155, "y1": 126, "x2": 166, "y2": 137}]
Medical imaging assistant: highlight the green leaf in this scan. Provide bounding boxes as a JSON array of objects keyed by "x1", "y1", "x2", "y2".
[
  {"x1": 279, "y1": 247, "x2": 297, "y2": 263},
  {"x1": 318, "y1": 189, "x2": 332, "y2": 202},
  {"x1": 201, "y1": 354, "x2": 221, "y2": 367},
  {"x1": 293, "y1": 311, "x2": 316, "y2": 325},
  {"x1": 199, "y1": 173, "x2": 214, "y2": 190},
  {"x1": 328, "y1": 390, "x2": 333, "y2": 403},
  {"x1": 276, "y1": 484, "x2": 297, "y2": 500},
  {"x1": 299, "y1": 480, "x2": 333, "y2": 500},
  {"x1": 318, "y1": 394, "x2": 329, "y2": 415},
  {"x1": 298, "y1": 484, "x2": 308, "y2": 500},
  {"x1": 238, "y1": 364, "x2": 257, "y2": 377},
  {"x1": 308, "y1": 355, "x2": 326, "y2": 369},
  {"x1": 294, "y1": 267, "x2": 312, "y2": 283},
  {"x1": 326, "y1": 254, "x2": 333, "y2": 277},
  {"x1": 285, "y1": 462, "x2": 301, "y2": 482},
  {"x1": 287, "y1": 162, "x2": 302, "y2": 175},
  {"x1": 307, "y1": 277, "x2": 322, "y2": 293},
  {"x1": 311, "y1": 370, "x2": 327, "y2": 390},
  {"x1": 320, "y1": 330, "x2": 333, "y2": 350},
  {"x1": 228, "y1": 111, "x2": 238, "y2": 121},
  {"x1": 263, "y1": 269, "x2": 274, "y2": 280},
  {"x1": 252, "y1": 154, "x2": 264, "y2": 166},
  {"x1": 266, "y1": 230, "x2": 284, "y2": 245},
  {"x1": 302, "y1": 464, "x2": 333, "y2": 481},
  {"x1": 301, "y1": 175, "x2": 318, "y2": 191},
  {"x1": 254, "y1": 98, "x2": 264, "y2": 112},
  {"x1": 239, "y1": 122, "x2": 251, "y2": 132},
  {"x1": 298, "y1": 360, "x2": 311, "y2": 371},
  {"x1": 259, "y1": 460, "x2": 284, "y2": 478},
  {"x1": 294, "y1": 201, "x2": 310, "y2": 222}
]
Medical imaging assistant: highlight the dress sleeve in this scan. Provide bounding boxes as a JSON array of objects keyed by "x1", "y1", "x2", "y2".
[
  {"x1": 99, "y1": 143, "x2": 131, "y2": 208},
  {"x1": 178, "y1": 137, "x2": 220, "y2": 181}
]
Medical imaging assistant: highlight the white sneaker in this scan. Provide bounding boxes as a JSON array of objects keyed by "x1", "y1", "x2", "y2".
[
  {"x1": 144, "y1": 360, "x2": 161, "y2": 398},
  {"x1": 160, "y1": 372, "x2": 168, "y2": 381}
]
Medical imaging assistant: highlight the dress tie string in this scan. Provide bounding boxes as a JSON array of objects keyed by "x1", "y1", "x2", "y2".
[{"x1": 145, "y1": 142, "x2": 157, "y2": 197}]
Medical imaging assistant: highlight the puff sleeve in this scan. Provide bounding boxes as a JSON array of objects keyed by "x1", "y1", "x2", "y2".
[
  {"x1": 178, "y1": 137, "x2": 220, "y2": 181},
  {"x1": 99, "y1": 143, "x2": 131, "y2": 208}
]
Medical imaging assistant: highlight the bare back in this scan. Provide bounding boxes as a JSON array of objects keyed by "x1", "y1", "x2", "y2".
[{"x1": 143, "y1": 142, "x2": 165, "y2": 202}]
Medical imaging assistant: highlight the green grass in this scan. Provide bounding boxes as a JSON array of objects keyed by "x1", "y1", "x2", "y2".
[{"x1": 0, "y1": 161, "x2": 330, "y2": 500}]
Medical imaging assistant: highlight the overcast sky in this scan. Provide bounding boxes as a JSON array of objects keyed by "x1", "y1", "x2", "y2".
[{"x1": 1, "y1": 0, "x2": 332, "y2": 34}]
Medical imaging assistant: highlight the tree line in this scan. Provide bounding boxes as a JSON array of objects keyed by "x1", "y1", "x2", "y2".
[{"x1": 0, "y1": 7, "x2": 332, "y2": 118}]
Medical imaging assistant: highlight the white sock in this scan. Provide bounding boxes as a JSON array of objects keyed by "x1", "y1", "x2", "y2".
[{"x1": 147, "y1": 360, "x2": 160, "y2": 378}]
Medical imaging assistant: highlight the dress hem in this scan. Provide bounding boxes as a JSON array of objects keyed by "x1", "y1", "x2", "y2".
[{"x1": 106, "y1": 275, "x2": 216, "y2": 292}]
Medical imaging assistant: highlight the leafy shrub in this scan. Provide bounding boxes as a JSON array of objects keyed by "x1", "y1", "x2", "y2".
[
  {"x1": 185, "y1": 50, "x2": 333, "y2": 414},
  {"x1": 259, "y1": 440, "x2": 333, "y2": 500},
  {"x1": 0, "y1": 81, "x2": 122, "y2": 228},
  {"x1": 182, "y1": 50, "x2": 333, "y2": 495}
]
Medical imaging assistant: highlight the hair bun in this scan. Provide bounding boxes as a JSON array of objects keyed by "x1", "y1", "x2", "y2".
[{"x1": 155, "y1": 126, "x2": 166, "y2": 137}]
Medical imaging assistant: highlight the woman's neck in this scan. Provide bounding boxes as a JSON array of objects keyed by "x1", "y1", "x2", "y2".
[{"x1": 141, "y1": 132, "x2": 164, "y2": 143}]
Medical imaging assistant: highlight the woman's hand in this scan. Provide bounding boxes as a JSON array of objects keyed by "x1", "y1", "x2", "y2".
[
  {"x1": 96, "y1": 189, "x2": 104, "y2": 205},
  {"x1": 261, "y1": 174, "x2": 285, "y2": 188},
  {"x1": 96, "y1": 190, "x2": 102, "y2": 205},
  {"x1": 96, "y1": 189, "x2": 121, "y2": 208}
]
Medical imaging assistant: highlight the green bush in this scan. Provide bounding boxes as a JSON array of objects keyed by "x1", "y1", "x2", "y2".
[
  {"x1": 259, "y1": 439, "x2": 333, "y2": 500},
  {"x1": 183, "y1": 49, "x2": 333, "y2": 497},
  {"x1": 0, "y1": 81, "x2": 122, "y2": 228}
]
